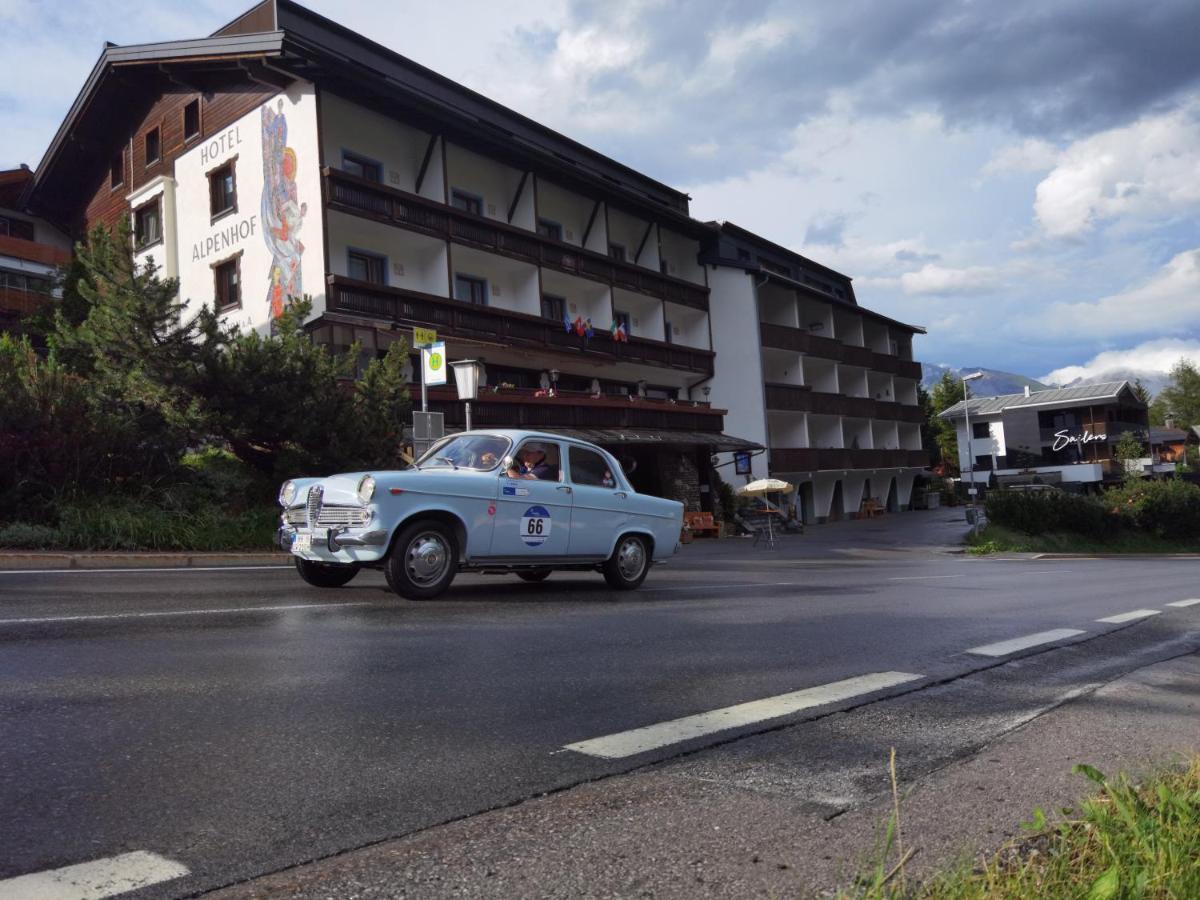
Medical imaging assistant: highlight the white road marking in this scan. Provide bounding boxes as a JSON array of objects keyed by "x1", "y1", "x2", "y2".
[
  {"x1": 1166, "y1": 598, "x2": 1200, "y2": 608},
  {"x1": 651, "y1": 581, "x2": 804, "y2": 592},
  {"x1": 0, "y1": 850, "x2": 189, "y2": 899},
  {"x1": 888, "y1": 574, "x2": 968, "y2": 581},
  {"x1": 0, "y1": 602, "x2": 375, "y2": 627},
  {"x1": 966, "y1": 628, "x2": 1086, "y2": 657},
  {"x1": 0, "y1": 565, "x2": 292, "y2": 575},
  {"x1": 564, "y1": 671, "x2": 923, "y2": 759},
  {"x1": 1096, "y1": 609, "x2": 1161, "y2": 624}
]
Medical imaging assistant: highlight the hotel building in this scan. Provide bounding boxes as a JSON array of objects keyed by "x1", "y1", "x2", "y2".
[
  {"x1": 0, "y1": 166, "x2": 71, "y2": 335},
  {"x1": 25, "y1": 0, "x2": 927, "y2": 518}
]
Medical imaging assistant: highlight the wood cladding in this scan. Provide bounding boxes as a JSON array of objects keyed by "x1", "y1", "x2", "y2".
[
  {"x1": 213, "y1": 1, "x2": 276, "y2": 37},
  {"x1": 82, "y1": 85, "x2": 278, "y2": 235}
]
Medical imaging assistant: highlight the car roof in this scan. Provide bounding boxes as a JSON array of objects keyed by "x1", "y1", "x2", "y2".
[{"x1": 457, "y1": 429, "x2": 600, "y2": 447}]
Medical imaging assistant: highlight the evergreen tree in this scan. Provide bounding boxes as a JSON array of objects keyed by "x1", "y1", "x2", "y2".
[
  {"x1": 925, "y1": 371, "x2": 966, "y2": 470},
  {"x1": 1156, "y1": 360, "x2": 1200, "y2": 428}
]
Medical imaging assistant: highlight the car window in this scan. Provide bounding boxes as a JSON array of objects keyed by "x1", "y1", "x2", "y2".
[
  {"x1": 569, "y1": 446, "x2": 616, "y2": 489},
  {"x1": 506, "y1": 441, "x2": 562, "y2": 481},
  {"x1": 416, "y1": 434, "x2": 510, "y2": 470}
]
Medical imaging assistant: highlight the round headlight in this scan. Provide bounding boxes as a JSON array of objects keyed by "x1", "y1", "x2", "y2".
[
  {"x1": 357, "y1": 475, "x2": 376, "y2": 504},
  {"x1": 279, "y1": 481, "x2": 297, "y2": 507}
]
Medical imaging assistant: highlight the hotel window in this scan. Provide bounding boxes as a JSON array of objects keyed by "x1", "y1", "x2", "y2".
[
  {"x1": 133, "y1": 198, "x2": 162, "y2": 249},
  {"x1": 454, "y1": 274, "x2": 488, "y2": 305},
  {"x1": 537, "y1": 218, "x2": 563, "y2": 241},
  {"x1": 608, "y1": 243, "x2": 626, "y2": 262},
  {"x1": 540, "y1": 293, "x2": 564, "y2": 321},
  {"x1": 183, "y1": 99, "x2": 200, "y2": 142},
  {"x1": 614, "y1": 310, "x2": 631, "y2": 335},
  {"x1": 659, "y1": 257, "x2": 670, "y2": 275},
  {"x1": 214, "y1": 254, "x2": 241, "y2": 311},
  {"x1": 451, "y1": 189, "x2": 482, "y2": 215},
  {"x1": 0, "y1": 216, "x2": 8, "y2": 237},
  {"x1": 209, "y1": 161, "x2": 236, "y2": 220},
  {"x1": 664, "y1": 320, "x2": 674, "y2": 344},
  {"x1": 347, "y1": 249, "x2": 387, "y2": 285},
  {"x1": 144, "y1": 127, "x2": 161, "y2": 166},
  {"x1": 110, "y1": 151, "x2": 124, "y2": 189},
  {"x1": 342, "y1": 152, "x2": 382, "y2": 182},
  {"x1": 972, "y1": 422, "x2": 990, "y2": 440}
]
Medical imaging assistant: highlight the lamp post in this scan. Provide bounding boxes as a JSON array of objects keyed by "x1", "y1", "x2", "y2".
[
  {"x1": 961, "y1": 371, "x2": 984, "y2": 536},
  {"x1": 450, "y1": 359, "x2": 484, "y2": 431}
]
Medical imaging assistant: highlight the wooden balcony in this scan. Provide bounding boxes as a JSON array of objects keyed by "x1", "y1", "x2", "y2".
[
  {"x1": 770, "y1": 447, "x2": 930, "y2": 471},
  {"x1": 424, "y1": 386, "x2": 724, "y2": 432},
  {"x1": 0, "y1": 286, "x2": 51, "y2": 317},
  {"x1": 763, "y1": 383, "x2": 925, "y2": 424},
  {"x1": 760, "y1": 321, "x2": 922, "y2": 380},
  {"x1": 0, "y1": 234, "x2": 71, "y2": 268},
  {"x1": 326, "y1": 275, "x2": 716, "y2": 374},
  {"x1": 324, "y1": 168, "x2": 710, "y2": 311}
]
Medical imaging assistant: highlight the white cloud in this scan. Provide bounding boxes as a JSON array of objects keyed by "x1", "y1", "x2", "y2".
[
  {"x1": 981, "y1": 137, "x2": 1059, "y2": 176},
  {"x1": 1034, "y1": 102, "x2": 1200, "y2": 238},
  {"x1": 899, "y1": 263, "x2": 1001, "y2": 296},
  {"x1": 1041, "y1": 338, "x2": 1200, "y2": 385},
  {"x1": 1040, "y1": 247, "x2": 1200, "y2": 338}
]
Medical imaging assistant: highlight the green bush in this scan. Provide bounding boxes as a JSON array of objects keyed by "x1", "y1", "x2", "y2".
[
  {"x1": 0, "y1": 523, "x2": 62, "y2": 549},
  {"x1": 1105, "y1": 478, "x2": 1200, "y2": 538},
  {"x1": 985, "y1": 490, "x2": 1117, "y2": 540}
]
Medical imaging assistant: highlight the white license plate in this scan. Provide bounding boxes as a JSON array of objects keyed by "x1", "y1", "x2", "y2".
[{"x1": 292, "y1": 533, "x2": 312, "y2": 553}]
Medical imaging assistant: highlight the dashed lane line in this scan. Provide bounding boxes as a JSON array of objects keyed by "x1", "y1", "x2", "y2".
[
  {"x1": 0, "y1": 850, "x2": 189, "y2": 900},
  {"x1": 966, "y1": 628, "x2": 1087, "y2": 658},
  {"x1": 1166, "y1": 598, "x2": 1200, "y2": 608},
  {"x1": 1096, "y1": 609, "x2": 1162, "y2": 624},
  {"x1": 0, "y1": 602, "x2": 376, "y2": 627},
  {"x1": 563, "y1": 671, "x2": 923, "y2": 759}
]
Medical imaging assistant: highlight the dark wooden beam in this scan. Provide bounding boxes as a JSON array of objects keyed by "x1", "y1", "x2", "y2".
[
  {"x1": 414, "y1": 134, "x2": 438, "y2": 194},
  {"x1": 507, "y1": 171, "x2": 530, "y2": 223},
  {"x1": 581, "y1": 200, "x2": 601, "y2": 248},
  {"x1": 633, "y1": 220, "x2": 654, "y2": 264}
]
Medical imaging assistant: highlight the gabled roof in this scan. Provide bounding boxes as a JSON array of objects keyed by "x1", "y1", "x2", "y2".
[
  {"x1": 1148, "y1": 427, "x2": 1189, "y2": 443},
  {"x1": 939, "y1": 381, "x2": 1138, "y2": 419}
]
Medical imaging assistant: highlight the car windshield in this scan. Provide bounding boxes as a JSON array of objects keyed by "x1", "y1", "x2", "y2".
[{"x1": 415, "y1": 435, "x2": 512, "y2": 471}]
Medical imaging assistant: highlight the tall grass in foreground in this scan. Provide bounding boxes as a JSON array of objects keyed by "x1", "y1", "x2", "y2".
[{"x1": 841, "y1": 756, "x2": 1200, "y2": 899}]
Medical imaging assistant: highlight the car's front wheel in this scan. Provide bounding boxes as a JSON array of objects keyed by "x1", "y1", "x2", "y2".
[
  {"x1": 294, "y1": 557, "x2": 360, "y2": 588},
  {"x1": 602, "y1": 534, "x2": 650, "y2": 590},
  {"x1": 384, "y1": 520, "x2": 458, "y2": 600},
  {"x1": 516, "y1": 568, "x2": 552, "y2": 583}
]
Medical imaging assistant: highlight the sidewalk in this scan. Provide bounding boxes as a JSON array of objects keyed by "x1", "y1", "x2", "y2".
[
  {"x1": 0, "y1": 551, "x2": 288, "y2": 570},
  {"x1": 208, "y1": 652, "x2": 1199, "y2": 899}
]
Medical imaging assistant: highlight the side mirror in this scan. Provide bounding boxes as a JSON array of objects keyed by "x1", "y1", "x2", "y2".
[{"x1": 500, "y1": 456, "x2": 515, "y2": 476}]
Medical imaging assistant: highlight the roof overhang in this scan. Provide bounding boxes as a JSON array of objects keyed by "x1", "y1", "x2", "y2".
[{"x1": 552, "y1": 428, "x2": 763, "y2": 453}]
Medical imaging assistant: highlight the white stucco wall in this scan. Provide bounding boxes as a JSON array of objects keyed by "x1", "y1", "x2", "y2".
[
  {"x1": 704, "y1": 265, "x2": 768, "y2": 479},
  {"x1": 445, "y1": 142, "x2": 532, "y2": 230},
  {"x1": 320, "y1": 91, "x2": 436, "y2": 197},
  {"x1": 129, "y1": 176, "x2": 174, "y2": 278},
  {"x1": 172, "y1": 82, "x2": 325, "y2": 334}
]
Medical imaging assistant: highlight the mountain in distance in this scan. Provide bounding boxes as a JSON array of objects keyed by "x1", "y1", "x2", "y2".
[
  {"x1": 920, "y1": 364, "x2": 1048, "y2": 398},
  {"x1": 1045, "y1": 367, "x2": 1171, "y2": 397}
]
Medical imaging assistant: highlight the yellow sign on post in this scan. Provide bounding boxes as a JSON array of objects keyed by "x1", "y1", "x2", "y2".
[{"x1": 413, "y1": 327, "x2": 438, "y2": 348}]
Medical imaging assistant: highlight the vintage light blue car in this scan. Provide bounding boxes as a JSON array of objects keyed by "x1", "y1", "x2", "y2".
[{"x1": 277, "y1": 429, "x2": 684, "y2": 599}]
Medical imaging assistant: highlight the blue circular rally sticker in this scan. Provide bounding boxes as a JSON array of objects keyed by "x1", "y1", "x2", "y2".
[{"x1": 520, "y1": 505, "x2": 551, "y2": 547}]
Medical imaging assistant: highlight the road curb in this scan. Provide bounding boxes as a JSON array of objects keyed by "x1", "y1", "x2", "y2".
[
  {"x1": 0, "y1": 552, "x2": 290, "y2": 570},
  {"x1": 1032, "y1": 552, "x2": 1200, "y2": 560}
]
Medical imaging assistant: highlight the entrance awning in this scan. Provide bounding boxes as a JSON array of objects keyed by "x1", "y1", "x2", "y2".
[{"x1": 551, "y1": 428, "x2": 763, "y2": 453}]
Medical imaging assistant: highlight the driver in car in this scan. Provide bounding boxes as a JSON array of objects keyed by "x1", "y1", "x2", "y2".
[{"x1": 508, "y1": 447, "x2": 555, "y2": 480}]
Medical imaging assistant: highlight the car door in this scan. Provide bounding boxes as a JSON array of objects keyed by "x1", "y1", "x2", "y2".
[
  {"x1": 565, "y1": 444, "x2": 632, "y2": 558},
  {"x1": 488, "y1": 440, "x2": 574, "y2": 559}
]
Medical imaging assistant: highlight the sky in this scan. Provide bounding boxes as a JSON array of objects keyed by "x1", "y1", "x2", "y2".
[{"x1": 3, "y1": 0, "x2": 1200, "y2": 385}]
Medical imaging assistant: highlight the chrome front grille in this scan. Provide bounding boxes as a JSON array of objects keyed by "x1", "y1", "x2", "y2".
[
  {"x1": 306, "y1": 485, "x2": 323, "y2": 527},
  {"x1": 285, "y1": 504, "x2": 368, "y2": 528}
]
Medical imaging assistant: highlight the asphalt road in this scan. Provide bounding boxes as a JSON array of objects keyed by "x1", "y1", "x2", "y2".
[{"x1": 2, "y1": 516, "x2": 1198, "y2": 897}]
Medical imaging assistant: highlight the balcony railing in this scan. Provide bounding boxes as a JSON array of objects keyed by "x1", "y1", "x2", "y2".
[
  {"x1": 763, "y1": 383, "x2": 925, "y2": 424},
  {"x1": 424, "y1": 386, "x2": 724, "y2": 432},
  {"x1": 759, "y1": 321, "x2": 922, "y2": 380},
  {"x1": 324, "y1": 168, "x2": 710, "y2": 311},
  {"x1": 326, "y1": 275, "x2": 716, "y2": 374},
  {"x1": 770, "y1": 447, "x2": 930, "y2": 471},
  {"x1": 0, "y1": 234, "x2": 71, "y2": 268},
  {"x1": 0, "y1": 286, "x2": 51, "y2": 317}
]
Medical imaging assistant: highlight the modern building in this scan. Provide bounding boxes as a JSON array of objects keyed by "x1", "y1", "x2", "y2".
[
  {"x1": 939, "y1": 381, "x2": 1150, "y2": 488},
  {"x1": 0, "y1": 166, "x2": 72, "y2": 334},
  {"x1": 703, "y1": 224, "x2": 928, "y2": 522},
  {"x1": 26, "y1": 0, "x2": 927, "y2": 516}
]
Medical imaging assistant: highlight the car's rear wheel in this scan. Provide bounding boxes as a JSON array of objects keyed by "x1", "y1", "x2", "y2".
[
  {"x1": 385, "y1": 520, "x2": 458, "y2": 600},
  {"x1": 294, "y1": 557, "x2": 360, "y2": 588},
  {"x1": 602, "y1": 534, "x2": 650, "y2": 590},
  {"x1": 516, "y1": 568, "x2": 552, "y2": 583}
]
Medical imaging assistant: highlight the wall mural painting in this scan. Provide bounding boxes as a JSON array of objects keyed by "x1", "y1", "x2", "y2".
[{"x1": 261, "y1": 100, "x2": 308, "y2": 326}]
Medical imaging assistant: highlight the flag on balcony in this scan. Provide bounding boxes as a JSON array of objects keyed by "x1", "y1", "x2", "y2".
[
  {"x1": 584, "y1": 317, "x2": 594, "y2": 340},
  {"x1": 563, "y1": 311, "x2": 573, "y2": 333},
  {"x1": 611, "y1": 318, "x2": 628, "y2": 342},
  {"x1": 573, "y1": 316, "x2": 586, "y2": 337}
]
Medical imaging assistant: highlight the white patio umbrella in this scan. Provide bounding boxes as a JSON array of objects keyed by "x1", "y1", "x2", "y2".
[{"x1": 736, "y1": 479, "x2": 794, "y2": 545}]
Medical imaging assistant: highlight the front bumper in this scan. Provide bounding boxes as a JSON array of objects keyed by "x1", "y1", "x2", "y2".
[{"x1": 278, "y1": 526, "x2": 389, "y2": 561}]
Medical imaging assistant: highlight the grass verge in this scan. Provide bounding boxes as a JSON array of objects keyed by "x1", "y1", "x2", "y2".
[
  {"x1": 966, "y1": 523, "x2": 1200, "y2": 555},
  {"x1": 843, "y1": 756, "x2": 1200, "y2": 899}
]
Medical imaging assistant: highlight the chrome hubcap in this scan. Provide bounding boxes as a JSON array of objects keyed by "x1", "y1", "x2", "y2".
[
  {"x1": 616, "y1": 538, "x2": 646, "y2": 581},
  {"x1": 406, "y1": 532, "x2": 449, "y2": 586}
]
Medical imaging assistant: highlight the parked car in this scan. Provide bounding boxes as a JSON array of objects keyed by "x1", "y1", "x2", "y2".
[{"x1": 277, "y1": 430, "x2": 684, "y2": 599}]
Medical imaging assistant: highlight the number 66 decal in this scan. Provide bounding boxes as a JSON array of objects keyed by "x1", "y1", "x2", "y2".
[{"x1": 520, "y1": 505, "x2": 551, "y2": 547}]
